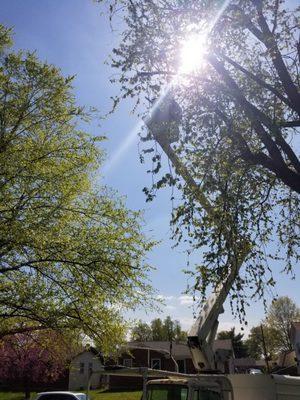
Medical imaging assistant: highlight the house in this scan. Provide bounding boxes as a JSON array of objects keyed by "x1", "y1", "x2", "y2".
[
  {"x1": 271, "y1": 350, "x2": 298, "y2": 376},
  {"x1": 120, "y1": 341, "x2": 196, "y2": 372},
  {"x1": 267, "y1": 321, "x2": 300, "y2": 377},
  {"x1": 109, "y1": 339, "x2": 234, "y2": 390},
  {"x1": 68, "y1": 340, "x2": 234, "y2": 391},
  {"x1": 120, "y1": 340, "x2": 233, "y2": 372},
  {"x1": 68, "y1": 347, "x2": 105, "y2": 391},
  {"x1": 233, "y1": 357, "x2": 266, "y2": 373}
]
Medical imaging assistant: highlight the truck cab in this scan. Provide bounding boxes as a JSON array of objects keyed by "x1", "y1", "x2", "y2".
[
  {"x1": 146, "y1": 376, "x2": 233, "y2": 400},
  {"x1": 146, "y1": 374, "x2": 300, "y2": 400}
]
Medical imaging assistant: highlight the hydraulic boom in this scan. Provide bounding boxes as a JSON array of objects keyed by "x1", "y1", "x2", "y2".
[{"x1": 146, "y1": 95, "x2": 250, "y2": 372}]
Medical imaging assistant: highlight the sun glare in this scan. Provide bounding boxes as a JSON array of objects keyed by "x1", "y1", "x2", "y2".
[{"x1": 179, "y1": 33, "x2": 207, "y2": 74}]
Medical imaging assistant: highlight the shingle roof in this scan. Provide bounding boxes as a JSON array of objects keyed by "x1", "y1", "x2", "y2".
[
  {"x1": 233, "y1": 357, "x2": 265, "y2": 367},
  {"x1": 124, "y1": 340, "x2": 232, "y2": 359},
  {"x1": 71, "y1": 347, "x2": 103, "y2": 361}
]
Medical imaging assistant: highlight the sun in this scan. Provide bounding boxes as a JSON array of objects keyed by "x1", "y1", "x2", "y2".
[{"x1": 179, "y1": 33, "x2": 208, "y2": 74}]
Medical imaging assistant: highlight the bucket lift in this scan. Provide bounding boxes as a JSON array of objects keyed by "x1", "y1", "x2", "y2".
[
  {"x1": 88, "y1": 96, "x2": 300, "y2": 399},
  {"x1": 145, "y1": 95, "x2": 249, "y2": 372}
]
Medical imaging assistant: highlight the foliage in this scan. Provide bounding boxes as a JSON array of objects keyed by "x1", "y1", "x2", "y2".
[
  {"x1": 245, "y1": 296, "x2": 300, "y2": 358},
  {"x1": 265, "y1": 296, "x2": 300, "y2": 351},
  {"x1": 0, "y1": 393, "x2": 35, "y2": 400},
  {"x1": 0, "y1": 25, "x2": 155, "y2": 351},
  {"x1": 0, "y1": 330, "x2": 79, "y2": 399},
  {"x1": 97, "y1": 0, "x2": 300, "y2": 318},
  {"x1": 131, "y1": 316, "x2": 187, "y2": 341},
  {"x1": 245, "y1": 324, "x2": 281, "y2": 360},
  {"x1": 131, "y1": 320, "x2": 153, "y2": 341},
  {"x1": 217, "y1": 327, "x2": 248, "y2": 358},
  {"x1": 150, "y1": 318, "x2": 165, "y2": 341},
  {"x1": 89, "y1": 391, "x2": 142, "y2": 400}
]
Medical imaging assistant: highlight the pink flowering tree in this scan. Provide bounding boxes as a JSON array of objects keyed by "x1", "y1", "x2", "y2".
[{"x1": 0, "y1": 331, "x2": 73, "y2": 399}]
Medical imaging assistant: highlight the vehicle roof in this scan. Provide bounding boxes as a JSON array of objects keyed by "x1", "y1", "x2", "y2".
[
  {"x1": 148, "y1": 378, "x2": 190, "y2": 385},
  {"x1": 37, "y1": 392, "x2": 85, "y2": 395},
  {"x1": 147, "y1": 375, "x2": 233, "y2": 391}
]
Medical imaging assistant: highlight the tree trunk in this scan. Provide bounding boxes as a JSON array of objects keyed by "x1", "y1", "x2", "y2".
[
  {"x1": 24, "y1": 388, "x2": 31, "y2": 400},
  {"x1": 24, "y1": 378, "x2": 31, "y2": 400}
]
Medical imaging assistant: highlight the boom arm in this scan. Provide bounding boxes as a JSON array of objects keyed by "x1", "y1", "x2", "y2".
[
  {"x1": 146, "y1": 95, "x2": 251, "y2": 372},
  {"x1": 187, "y1": 248, "x2": 248, "y2": 371}
]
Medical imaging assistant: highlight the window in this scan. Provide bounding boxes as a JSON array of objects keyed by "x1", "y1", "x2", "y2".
[
  {"x1": 177, "y1": 359, "x2": 186, "y2": 373},
  {"x1": 147, "y1": 384, "x2": 188, "y2": 400},
  {"x1": 88, "y1": 362, "x2": 93, "y2": 372},
  {"x1": 123, "y1": 358, "x2": 132, "y2": 367},
  {"x1": 79, "y1": 362, "x2": 84, "y2": 374},
  {"x1": 193, "y1": 389, "x2": 221, "y2": 400},
  {"x1": 151, "y1": 358, "x2": 161, "y2": 370}
]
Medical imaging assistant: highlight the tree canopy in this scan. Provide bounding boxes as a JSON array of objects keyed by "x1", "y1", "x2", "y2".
[
  {"x1": 131, "y1": 321, "x2": 153, "y2": 341},
  {"x1": 131, "y1": 316, "x2": 187, "y2": 342},
  {"x1": 0, "y1": 25, "x2": 155, "y2": 351},
  {"x1": 246, "y1": 324, "x2": 281, "y2": 360},
  {"x1": 97, "y1": 0, "x2": 300, "y2": 318},
  {"x1": 246, "y1": 296, "x2": 300, "y2": 359},
  {"x1": 266, "y1": 296, "x2": 300, "y2": 351},
  {"x1": 0, "y1": 329, "x2": 81, "y2": 399}
]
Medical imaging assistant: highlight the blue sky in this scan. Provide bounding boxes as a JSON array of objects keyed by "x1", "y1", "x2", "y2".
[{"x1": 1, "y1": 0, "x2": 299, "y2": 335}]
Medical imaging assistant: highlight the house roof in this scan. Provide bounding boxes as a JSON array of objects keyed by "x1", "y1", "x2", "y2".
[
  {"x1": 71, "y1": 347, "x2": 103, "y2": 362},
  {"x1": 233, "y1": 357, "x2": 265, "y2": 367},
  {"x1": 124, "y1": 340, "x2": 233, "y2": 359}
]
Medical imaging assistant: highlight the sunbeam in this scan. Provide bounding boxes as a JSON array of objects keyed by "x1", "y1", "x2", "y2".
[{"x1": 104, "y1": 0, "x2": 231, "y2": 174}]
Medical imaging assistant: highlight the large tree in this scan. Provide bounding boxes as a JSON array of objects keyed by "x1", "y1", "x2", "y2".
[
  {"x1": 0, "y1": 330, "x2": 80, "y2": 399},
  {"x1": 131, "y1": 320, "x2": 153, "y2": 341},
  {"x1": 0, "y1": 25, "x2": 155, "y2": 351},
  {"x1": 246, "y1": 325, "x2": 281, "y2": 360},
  {"x1": 245, "y1": 297, "x2": 300, "y2": 359},
  {"x1": 265, "y1": 296, "x2": 300, "y2": 351},
  {"x1": 131, "y1": 317, "x2": 187, "y2": 342},
  {"x1": 97, "y1": 0, "x2": 300, "y2": 318}
]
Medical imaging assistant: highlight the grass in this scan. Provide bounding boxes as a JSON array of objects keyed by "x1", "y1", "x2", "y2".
[
  {"x1": 0, "y1": 393, "x2": 37, "y2": 400},
  {"x1": 0, "y1": 393, "x2": 36, "y2": 400},
  {"x1": 90, "y1": 391, "x2": 142, "y2": 400},
  {"x1": 0, "y1": 391, "x2": 142, "y2": 400}
]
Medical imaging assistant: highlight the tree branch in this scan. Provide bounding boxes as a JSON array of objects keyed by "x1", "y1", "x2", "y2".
[
  {"x1": 240, "y1": 3, "x2": 300, "y2": 115},
  {"x1": 218, "y1": 52, "x2": 294, "y2": 111},
  {"x1": 208, "y1": 54, "x2": 300, "y2": 179}
]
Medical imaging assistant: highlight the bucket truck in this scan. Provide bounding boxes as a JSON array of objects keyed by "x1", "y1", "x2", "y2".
[{"x1": 89, "y1": 96, "x2": 300, "y2": 399}]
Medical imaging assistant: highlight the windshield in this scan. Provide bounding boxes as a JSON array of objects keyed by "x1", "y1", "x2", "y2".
[{"x1": 147, "y1": 384, "x2": 188, "y2": 400}]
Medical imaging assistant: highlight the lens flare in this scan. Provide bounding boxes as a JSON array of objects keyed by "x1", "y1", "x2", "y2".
[{"x1": 179, "y1": 34, "x2": 208, "y2": 74}]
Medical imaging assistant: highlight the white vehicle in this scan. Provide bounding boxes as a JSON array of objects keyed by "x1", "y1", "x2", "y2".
[
  {"x1": 35, "y1": 392, "x2": 88, "y2": 400},
  {"x1": 146, "y1": 374, "x2": 300, "y2": 400},
  {"x1": 249, "y1": 368, "x2": 263, "y2": 375},
  {"x1": 97, "y1": 366, "x2": 300, "y2": 400}
]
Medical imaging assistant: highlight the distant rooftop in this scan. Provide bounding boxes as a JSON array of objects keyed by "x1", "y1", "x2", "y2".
[{"x1": 124, "y1": 340, "x2": 233, "y2": 359}]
